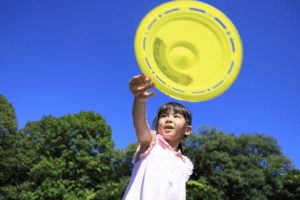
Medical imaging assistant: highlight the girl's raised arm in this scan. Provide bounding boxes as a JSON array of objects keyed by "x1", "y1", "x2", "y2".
[
  {"x1": 132, "y1": 98, "x2": 153, "y2": 145},
  {"x1": 129, "y1": 74, "x2": 156, "y2": 146}
]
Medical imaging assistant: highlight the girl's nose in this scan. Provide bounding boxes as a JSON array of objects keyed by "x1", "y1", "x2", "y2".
[{"x1": 166, "y1": 117, "x2": 174, "y2": 122}]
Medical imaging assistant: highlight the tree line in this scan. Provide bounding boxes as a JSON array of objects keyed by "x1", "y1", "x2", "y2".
[{"x1": 0, "y1": 94, "x2": 299, "y2": 200}]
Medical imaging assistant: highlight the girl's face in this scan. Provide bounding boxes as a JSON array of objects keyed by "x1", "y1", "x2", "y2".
[{"x1": 155, "y1": 107, "x2": 188, "y2": 141}]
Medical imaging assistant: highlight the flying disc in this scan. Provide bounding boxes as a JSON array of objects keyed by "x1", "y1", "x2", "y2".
[{"x1": 134, "y1": 0, "x2": 243, "y2": 102}]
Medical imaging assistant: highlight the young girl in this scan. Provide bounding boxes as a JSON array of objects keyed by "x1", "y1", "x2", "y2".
[{"x1": 123, "y1": 74, "x2": 193, "y2": 200}]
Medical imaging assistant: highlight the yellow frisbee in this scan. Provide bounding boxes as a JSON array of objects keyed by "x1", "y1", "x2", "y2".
[{"x1": 134, "y1": 0, "x2": 243, "y2": 102}]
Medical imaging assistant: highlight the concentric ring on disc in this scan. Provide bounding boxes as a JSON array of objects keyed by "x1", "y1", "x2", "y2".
[{"x1": 134, "y1": 0, "x2": 243, "y2": 102}]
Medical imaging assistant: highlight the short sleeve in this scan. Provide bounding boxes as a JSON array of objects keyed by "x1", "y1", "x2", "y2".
[
  {"x1": 132, "y1": 144, "x2": 142, "y2": 164},
  {"x1": 183, "y1": 156, "x2": 194, "y2": 182},
  {"x1": 131, "y1": 135, "x2": 157, "y2": 164}
]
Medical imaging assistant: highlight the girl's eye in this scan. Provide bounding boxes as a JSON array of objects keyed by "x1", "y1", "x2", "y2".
[{"x1": 161, "y1": 114, "x2": 180, "y2": 118}]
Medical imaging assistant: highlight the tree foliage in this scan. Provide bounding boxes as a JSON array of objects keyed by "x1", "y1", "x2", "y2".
[
  {"x1": 17, "y1": 111, "x2": 116, "y2": 200},
  {"x1": 0, "y1": 94, "x2": 18, "y2": 137},
  {"x1": 0, "y1": 94, "x2": 43, "y2": 199},
  {"x1": 183, "y1": 124, "x2": 299, "y2": 200},
  {"x1": 0, "y1": 94, "x2": 299, "y2": 200},
  {"x1": 86, "y1": 142, "x2": 139, "y2": 199}
]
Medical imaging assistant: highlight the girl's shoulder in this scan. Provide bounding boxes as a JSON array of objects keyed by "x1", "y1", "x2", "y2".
[
  {"x1": 150, "y1": 130, "x2": 156, "y2": 143},
  {"x1": 140, "y1": 130, "x2": 156, "y2": 153},
  {"x1": 134, "y1": 130, "x2": 157, "y2": 163}
]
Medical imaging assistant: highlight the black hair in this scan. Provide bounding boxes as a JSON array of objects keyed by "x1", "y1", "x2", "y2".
[{"x1": 151, "y1": 102, "x2": 192, "y2": 153}]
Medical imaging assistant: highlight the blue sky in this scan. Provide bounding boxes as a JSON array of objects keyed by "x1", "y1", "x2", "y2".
[{"x1": 0, "y1": 0, "x2": 299, "y2": 171}]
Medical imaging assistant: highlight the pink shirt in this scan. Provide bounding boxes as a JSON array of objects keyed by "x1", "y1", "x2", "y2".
[{"x1": 122, "y1": 132, "x2": 194, "y2": 200}]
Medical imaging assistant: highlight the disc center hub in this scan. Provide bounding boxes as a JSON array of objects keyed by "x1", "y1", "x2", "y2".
[{"x1": 168, "y1": 42, "x2": 199, "y2": 71}]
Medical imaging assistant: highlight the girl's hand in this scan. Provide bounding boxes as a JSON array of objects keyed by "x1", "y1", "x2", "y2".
[{"x1": 129, "y1": 74, "x2": 156, "y2": 101}]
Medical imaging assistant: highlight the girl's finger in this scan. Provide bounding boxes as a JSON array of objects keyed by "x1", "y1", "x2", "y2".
[
  {"x1": 131, "y1": 78, "x2": 152, "y2": 92},
  {"x1": 139, "y1": 91, "x2": 156, "y2": 99},
  {"x1": 139, "y1": 82, "x2": 155, "y2": 93},
  {"x1": 141, "y1": 74, "x2": 152, "y2": 83},
  {"x1": 131, "y1": 82, "x2": 154, "y2": 97},
  {"x1": 131, "y1": 82, "x2": 147, "y2": 93},
  {"x1": 130, "y1": 75, "x2": 150, "y2": 87},
  {"x1": 147, "y1": 91, "x2": 156, "y2": 98}
]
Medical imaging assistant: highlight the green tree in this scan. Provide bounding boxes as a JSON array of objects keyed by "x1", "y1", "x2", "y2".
[
  {"x1": 86, "y1": 141, "x2": 141, "y2": 199},
  {"x1": 274, "y1": 168, "x2": 300, "y2": 200},
  {"x1": 18, "y1": 111, "x2": 115, "y2": 200},
  {"x1": 0, "y1": 94, "x2": 18, "y2": 137},
  {"x1": 97, "y1": 142, "x2": 139, "y2": 199},
  {"x1": 108, "y1": 142, "x2": 139, "y2": 183},
  {"x1": 186, "y1": 179, "x2": 220, "y2": 200},
  {"x1": 0, "y1": 94, "x2": 44, "y2": 200},
  {"x1": 182, "y1": 124, "x2": 299, "y2": 200},
  {"x1": 87, "y1": 175, "x2": 131, "y2": 200},
  {"x1": 0, "y1": 94, "x2": 133, "y2": 199}
]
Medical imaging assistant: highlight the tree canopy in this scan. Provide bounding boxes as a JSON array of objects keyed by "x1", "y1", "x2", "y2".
[
  {"x1": 0, "y1": 94, "x2": 299, "y2": 200},
  {"x1": 0, "y1": 94, "x2": 18, "y2": 136},
  {"x1": 1, "y1": 94, "x2": 41, "y2": 199},
  {"x1": 183, "y1": 125, "x2": 300, "y2": 200},
  {"x1": 18, "y1": 111, "x2": 116, "y2": 199}
]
